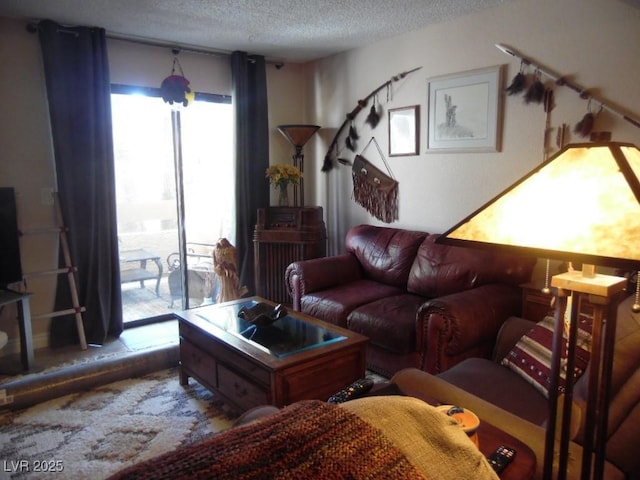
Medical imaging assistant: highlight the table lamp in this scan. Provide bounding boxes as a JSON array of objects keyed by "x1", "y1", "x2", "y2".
[
  {"x1": 437, "y1": 142, "x2": 640, "y2": 479},
  {"x1": 277, "y1": 124, "x2": 320, "y2": 207}
]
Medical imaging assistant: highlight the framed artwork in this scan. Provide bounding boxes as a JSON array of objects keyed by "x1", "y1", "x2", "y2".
[
  {"x1": 426, "y1": 65, "x2": 503, "y2": 152},
  {"x1": 388, "y1": 105, "x2": 419, "y2": 156}
]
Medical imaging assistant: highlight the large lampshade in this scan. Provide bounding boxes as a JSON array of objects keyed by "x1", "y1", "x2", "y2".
[
  {"x1": 438, "y1": 141, "x2": 640, "y2": 480},
  {"x1": 439, "y1": 142, "x2": 640, "y2": 270}
]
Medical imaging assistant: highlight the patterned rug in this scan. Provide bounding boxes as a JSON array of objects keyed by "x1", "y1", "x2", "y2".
[{"x1": 0, "y1": 368, "x2": 239, "y2": 480}]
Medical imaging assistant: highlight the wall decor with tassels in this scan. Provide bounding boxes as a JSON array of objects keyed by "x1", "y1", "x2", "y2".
[
  {"x1": 497, "y1": 43, "x2": 640, "y2": 159},
  {"x1": 352, "y1": 137, "x2": 398, "y2": 223}
]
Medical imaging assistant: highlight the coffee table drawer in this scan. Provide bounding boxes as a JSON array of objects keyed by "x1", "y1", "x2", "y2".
[
  {"x1": 218, "y1": 364, "x2": 269, "y2": 411},
  {"x1": 180, "y1": 339, "x2": 217, "y2": 387}
]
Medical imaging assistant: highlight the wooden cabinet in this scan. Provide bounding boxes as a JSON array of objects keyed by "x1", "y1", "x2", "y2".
[
  {"x1": 253, "y1": 207, "x2": 326, "y2": 305},
  {"x1": 179, "y1": 320, "x2": 271, "y2": 412},
  {"x1": 521, "y1": 280, "x2": 554, "y2": 323}
]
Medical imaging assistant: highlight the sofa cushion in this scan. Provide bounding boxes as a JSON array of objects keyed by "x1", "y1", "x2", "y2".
[
  {"x1": 438, "y1": 357, "x2": 549, "y2": 425},
  {"x1": 300, "y1": 279, "x2": 405, "y2": 328},
  {"x1": 407, "y1": 234, "x2": 536, "y2": 298},
  {"x1": 346, "y1": 224, "x2": 428, "y2": 288},
  {"x1": 501, "y1": 313, "x2": 592, "y2": 398},
  {"x1": 347, "y1": 294, "x2": 426, "y2": 354}
]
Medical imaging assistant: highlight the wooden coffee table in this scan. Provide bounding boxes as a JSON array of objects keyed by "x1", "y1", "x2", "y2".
[{"x1": 177, "y1": 297, "x2": 369, "y2": 411}]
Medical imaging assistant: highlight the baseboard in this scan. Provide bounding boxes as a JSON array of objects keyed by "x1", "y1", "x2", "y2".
[
  {"x1": 0, "y1": 343, "x2": 179, "y2": 410},
  {"x1": 0, "y1": 331, "x2": 50, "y2": 357}
]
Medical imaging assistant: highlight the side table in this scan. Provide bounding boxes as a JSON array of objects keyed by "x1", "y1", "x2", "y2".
[
  {"x1": 0, "y1": 290, "x2": 34, "y2": 371},
  {"x1": 478, "y1": 420, "x2": 536, "y2": 479},
  {"x1": 521, "y1": 280, "x2": 554, "y2": 323},
  {"x1": 120, "y1": 249, "x2": 163, "y2": 296}
]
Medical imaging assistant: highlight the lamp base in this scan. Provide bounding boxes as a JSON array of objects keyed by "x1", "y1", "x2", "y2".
[{"x1": 544, "y1": 266, "x2": 627, "y2": 480}]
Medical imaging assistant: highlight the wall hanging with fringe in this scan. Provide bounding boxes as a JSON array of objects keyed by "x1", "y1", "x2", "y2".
[
  {"x1": 352, "y1": 137, "x2": 398, "y2": 223},
  {"x1": 322, "y1": 67, "x2": 422, "y2": 172}
]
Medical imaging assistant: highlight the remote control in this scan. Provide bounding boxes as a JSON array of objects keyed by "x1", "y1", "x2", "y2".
[
  {"x1": 487, "y1": 445, "x2": 516, "y2": 474},
  {"x1": 327, "y1": 378, "x2": 374, "y2": 404}
]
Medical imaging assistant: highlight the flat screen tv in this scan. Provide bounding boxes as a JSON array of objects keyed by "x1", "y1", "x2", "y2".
[{"x1": 0, "y1": 187, "x2": 23, "y2": 290}]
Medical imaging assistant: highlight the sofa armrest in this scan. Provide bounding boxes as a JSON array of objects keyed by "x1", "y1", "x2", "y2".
[
  {"x1": 492, "y1": 316, "x2": 536, "y2": 362},
  {"x1": 389, "y1": 368, "x2": 625, "y2": 480},
  {"x1": 417, "y1": 284, "x2": 522, "y2": 373},
  {"x1": 285, "y1": 253, "x2": 363, "y2": 311}
]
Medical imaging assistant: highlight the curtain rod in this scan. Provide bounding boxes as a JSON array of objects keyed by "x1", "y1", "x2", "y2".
[
  {"x1": 495, "y1": 43, "x2": 640, "y2": 129},
  {"x1": 109, "y1": 32, "x2": 284, "y2": 67},
  {"x1": 27, "y1": 22, "x2": 285, "y2": 67},
  {"x1": 107, "y1": 31, "x2": 231, "y2": 58}
]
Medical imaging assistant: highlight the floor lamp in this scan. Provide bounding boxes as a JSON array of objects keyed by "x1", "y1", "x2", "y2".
[
  {"x1": 277, "y1": 125, "x2": 320, "y2": 207},
  {"x1": 437, "y1": 142, "x2": 640, "y2": 479}
]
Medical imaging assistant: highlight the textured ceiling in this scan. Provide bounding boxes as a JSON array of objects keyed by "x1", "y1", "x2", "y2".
[{"x1": 0, "y1": 0, "x2": 512, "y2": 62}]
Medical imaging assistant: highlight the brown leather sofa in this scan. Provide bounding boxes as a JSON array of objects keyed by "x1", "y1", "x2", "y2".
[
  {"x1": 286, "y1": 224, "x2": 536, "y2": 376},
  {"x1": 389, "y1": 291, "x2": 640, "y2": 480}
]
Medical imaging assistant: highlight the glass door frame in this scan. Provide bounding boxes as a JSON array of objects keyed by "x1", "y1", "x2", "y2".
[{"x1": 111, "y1": 84, "x2": 232, "y2": 327}]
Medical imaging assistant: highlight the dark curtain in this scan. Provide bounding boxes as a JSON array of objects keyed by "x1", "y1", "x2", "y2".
[
  {"x1": 231, "y1": 51, "x2": 270, "y2": 295},
  {"x1": 36, "y1": 20, "x2": 122, "y2": 346}
]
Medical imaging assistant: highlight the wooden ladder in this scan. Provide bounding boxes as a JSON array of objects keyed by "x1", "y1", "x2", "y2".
[{"x1": 21, "y1": 193, "x2": 87, "y2": 350}]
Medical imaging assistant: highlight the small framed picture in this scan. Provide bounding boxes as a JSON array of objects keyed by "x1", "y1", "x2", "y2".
[
  {"x1": 388, "y1": 105, "x2": 420, "y2": 157},
  {"x1": 426, "y1": 65, "x2": 503, "y2": 152}
]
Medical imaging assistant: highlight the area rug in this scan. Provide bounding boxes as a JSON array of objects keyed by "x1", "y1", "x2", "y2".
[{"x1": 0, "y1": 368, "x2": 239, "y2": 480}]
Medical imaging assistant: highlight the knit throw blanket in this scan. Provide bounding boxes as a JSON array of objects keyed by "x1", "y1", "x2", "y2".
[{"x1": 108, "y1": 400, "x2": 428, "y2": 480}]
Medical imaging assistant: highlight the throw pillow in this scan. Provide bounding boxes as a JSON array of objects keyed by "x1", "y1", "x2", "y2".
[{"x1": 501, "y1": 313, "x2": 593, "y2": 398}]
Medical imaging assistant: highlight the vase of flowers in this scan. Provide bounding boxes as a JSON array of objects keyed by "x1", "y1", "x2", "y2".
[{"x1": 266, "y1": 164, "x2": 302, "y2": 207}]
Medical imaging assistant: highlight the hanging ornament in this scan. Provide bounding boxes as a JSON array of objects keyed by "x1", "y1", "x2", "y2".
[
  {"x1": 349, "y1": 121, "x2": 359, "y2": 140},
  {"x1": 160, "y1": 51, "x2": 194, "y2": 107},
  {"x1": 543, "y1": 88, "x2": 554, "y2": 113},
  {"x1": 365, "y1": 95, "x2": 381, "y2": 128},
  {"x1": 505, "y1": 61, "x2": 529, "y2": 96},
  {"x1": 346, "y1": 120, "x2": 358, "y2": 151},
  {"x1": 524, "y1": 69, "x2": 545, "y2": 104},
  {"x1": 346, "y1": 135, "x2": 356, "y2": 152},
  {"x1": 574, "y1": 99, "x2": 602, "y2": 138}
]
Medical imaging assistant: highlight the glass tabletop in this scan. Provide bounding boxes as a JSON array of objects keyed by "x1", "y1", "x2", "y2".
[{"x1": 195, "y1": 300, "x2": 346, "y2": 358}]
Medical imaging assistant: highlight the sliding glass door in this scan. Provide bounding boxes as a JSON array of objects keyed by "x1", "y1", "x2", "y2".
[{"x1": 111, "y1": 87, "x2": 234, "y2": 325}]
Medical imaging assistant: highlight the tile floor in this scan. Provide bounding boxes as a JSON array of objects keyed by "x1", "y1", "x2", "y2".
[{"x1": 0, "y1": 319, "x2": 179, "y2": 380}]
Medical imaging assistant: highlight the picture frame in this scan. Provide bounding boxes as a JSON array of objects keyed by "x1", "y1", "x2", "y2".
[
  {"x1": 426, "y1": 65, "x2": 503, "y2": 152},
  {"x1": 388, "y1": 105, "x2": 419, "y2": 157}
]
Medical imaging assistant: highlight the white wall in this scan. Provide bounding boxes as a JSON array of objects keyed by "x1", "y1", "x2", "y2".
[
  {"x1": 0, "y1": 18, "x2": 59, "y2": 352},
  {"x1": 307, "y1": 0, "x2": 640, "y2": 257}
]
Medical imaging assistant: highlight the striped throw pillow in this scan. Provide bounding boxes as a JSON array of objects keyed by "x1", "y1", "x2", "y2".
[{"x1": 501, "y1": 313, "x2": 593, "y2": 398}]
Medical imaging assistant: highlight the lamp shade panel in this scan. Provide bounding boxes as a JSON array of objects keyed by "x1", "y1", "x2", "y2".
[
  {"x1": 440, "y1": 143, "x2": 640, "y2": 269},
  {"x1": 277, "y1": 125, "x2": 321, "y2": 147}
]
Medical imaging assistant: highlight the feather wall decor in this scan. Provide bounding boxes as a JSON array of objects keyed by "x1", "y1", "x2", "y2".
[{"x1": 322, "y1": 67, "x2": 422, "y2": 172}]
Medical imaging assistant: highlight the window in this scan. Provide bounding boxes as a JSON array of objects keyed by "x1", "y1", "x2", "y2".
[{"x1": 111, "y1": 85, "x2": 234, "y2": 324}]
